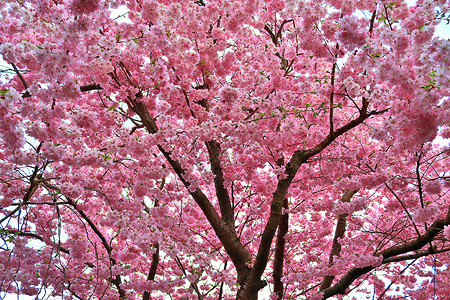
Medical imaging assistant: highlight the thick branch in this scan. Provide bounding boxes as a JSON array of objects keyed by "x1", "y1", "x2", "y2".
[
  {"x1": 206, "y1": 140, "x2": 235, "y2": 230},
  {"x1": 21, "y1": 83, "x2": 102, "y2": 98},
  {"x1": 131, "y1": 99, "x2": 252, "y2": 282},
  {"x1": 382, "y1": 246, "x2": 450, "y2": 264},
  {"x1": 9, "y1": 62, "x2": 28, "y2": 90},
  {"x1": 157, "y1": 144, "x2": 251, "y2": 279},
  {"x1": 320, "y1": 190, "x2": 357, "y2": 291},
  {"x1": 240, "y1": 104, "x2": 387, "y2": 297},
  {"x1": 321, "y1": 212, "x2": 450, "y2": 299},
  {"x1": 143, "y1": 243, "x2": 159, "y2": 300},
  {"x1": 305, "y1": 99, "x2": 374, "y2": 159},
  {"x1": 273, "y1": 198, "x2": 289, "y2": 299},
  {"x1": 239, "y1": 151, "x2": 308, "y2": 298},
  {"x1": 369, "y1": 10, "x2": 377, "y2": 36},
  {"x1": 80, "y1": 83, "x2": 102, "y2": 92},
  {"x1": 264, "y1": 24, "x2": 279, "y2": 46}
]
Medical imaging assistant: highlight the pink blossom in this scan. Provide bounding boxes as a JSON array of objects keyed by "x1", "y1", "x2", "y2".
[
  {"x1": 0, "y1": 1, "x2": 449, "y2": 299},
  {"x1": 423, "y1": 180, "x2": 442, "y2": 195},
  {"x1": 444, "y1": 226, "x2": 450, "y2": 240}
]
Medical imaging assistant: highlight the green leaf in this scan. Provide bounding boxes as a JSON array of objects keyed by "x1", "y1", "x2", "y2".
[
  {"x1": 0, "y1": 89, "x2": 8, "y2": 95},
  {"x1": 387, "y1": 2, "x2": 398, "y2": 9},
  {"x1": 101, "y1": 153, "x2": 112, "y2": 160}
]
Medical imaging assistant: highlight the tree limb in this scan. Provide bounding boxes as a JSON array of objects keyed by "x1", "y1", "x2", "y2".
[
  {"x1": 206, "y1": 140, "x2": 235, "y2": 230},
  {"x1": 320, "y1": 189, "x2": 357, "y2": 291},
  {"x1": 240, "y1": 101, "x2": 386, "y2": 298},
  {"x1": 65, "y1": 197, "x2": 126, "y2": 299},
  {"x1": 321, "y1": 210, "x2": 450, "y2": 299},
  {"x1": 0, "y1": 167, "x2": 41, "y2": 224},
  {"x1": 21, "y1": 83, "x2": 102, "y2": 98},
  {"x1": 130, "y1": 98, "x2": 252, "y2": 282},
  {"x1": 142, "y1": 244, "x2": 159, "y2": 300},
  {"x1": 273, "y1": 198, "x2": 289, "y2": 299}
]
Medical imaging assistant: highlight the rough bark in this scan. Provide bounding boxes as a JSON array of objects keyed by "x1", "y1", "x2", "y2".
[
  {"x1": 131, "y1": 99, "x2": 252, "y2": 282},
  {"x1": 320, "y1": 189, "x2": 357, "y2": 291},
  {"x1": 273, "y1": 198, "x2": 289, "y2": 299},
  {"x1": 321, "y1": 208, "x2": 450, "y2": 299},
  {"x1": 206, "y1": 140, "x2": 236, "y2": 230}
]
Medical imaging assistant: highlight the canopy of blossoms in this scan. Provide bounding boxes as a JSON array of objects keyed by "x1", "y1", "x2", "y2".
[{"x1": 0, "y1": 0, "x2": 449, "y2": 299}]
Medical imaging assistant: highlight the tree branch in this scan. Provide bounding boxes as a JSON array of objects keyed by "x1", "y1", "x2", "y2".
[
  {"x1": 65, "y1": 197, "x2": 126, "y2": 299},
  {"x1": 273, "y1": 198, "x2": 289, "y2": 299},
  {"x1": 175, "y1": 256, "x2": 204, "y2": 300},
  {"x1": 0, "y1": 229, "x2": 70, "y2": 254},
  {"x1": 206, "y1": 140, "x2": 235, "y2": 230},
  {"x1": 130, "y1": 98, "x2": 252, "y2": 282},
  {"x1": 142, "y1": 244, "x2": 159, "y2": 300},
  {"x1": 240, "y1": 103, "x2": 387, "y2": 297},
  {"x1": 329, "y1": 63, "x2": 337, "y2": 134},
  {"x1": 239, "y1": 151, "x2": 308, "y2": 298},
  {"x1": 80, "y1": 83, "x2": 102, "y2": 92},
  {"x1": 305, "y1": 98, "x2": 372, "y2": 158},
  {"x1": 0, "y1": 167, "x2": 41, "y2": 224},
  {"x1": 21, "y1": 83, "x2": 102, "y2": 98},
  {"x1": 321, "y1": 210, "x2": 450, "y2": 299},
  {"x1": 369, "y1": 10, "x2": 377, "y2": 37},
  {"x1": 381, "y1": 246, "x2": 450, "y2": 264},
  {"x1": 320, "y1": 190, "x2": 357, "y2": 291},
  {"x1": 9, "y1": 61, "x2": 28, "y2": 90}
]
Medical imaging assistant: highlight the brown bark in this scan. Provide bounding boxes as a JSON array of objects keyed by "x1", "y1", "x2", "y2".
[
  {"x1": 320, "y1": 190, "x2": 357, "y2": 291},
  {"x1": 273, "y1": 198, "x2": 289, "y2": 299},
  {"x1": 238, "y1": 99, "x2": 386, "y2": 299},
  {"x1": 206, "y1": 140, "x2": 236, "y2": 230},
  {"x1": 321, "y1": 208, "x2": 450, "y2": 299},
  {"x1": 131, "y1": 99, "x2": 252, "y2": 283},
  {"x1": 142, "y1": 244, "x2": 159, "y2": 300}
]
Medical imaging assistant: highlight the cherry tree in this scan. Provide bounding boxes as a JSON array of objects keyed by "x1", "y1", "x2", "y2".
[{"x1": 1, "y1": 0, "x2": 449, "y2": 299}]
